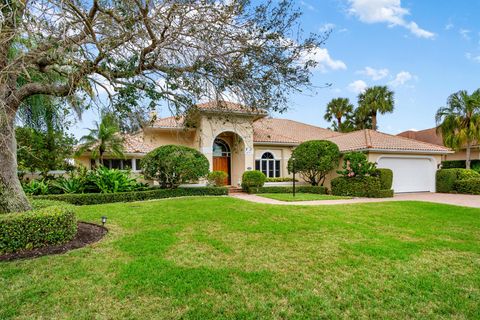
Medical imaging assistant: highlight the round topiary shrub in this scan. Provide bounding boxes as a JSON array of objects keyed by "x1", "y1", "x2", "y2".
[
  {"x1": 0, "y1": 205, "x2": 77, "y2": 254},
  {"x1": 207, "y1": 171, "x2": 228, "y2": 187},
  {"x1": 141, "y1": 145, "x2": 210, "y2": 188},
  {"x1": 241, "y1": 170, "x2": 266, "y2": 191},
  {"x1": 288, "y1": 140, "x2": 340, "y2": 186}
]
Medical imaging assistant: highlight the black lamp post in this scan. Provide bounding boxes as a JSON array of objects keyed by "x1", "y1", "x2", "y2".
[{"x1": 291, "y1": 155, "x2": 296, "y2": 198}]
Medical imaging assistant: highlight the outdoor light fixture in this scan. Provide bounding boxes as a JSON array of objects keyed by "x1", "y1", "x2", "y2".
[
  {"x1": 101, "y1": 216, "x2": 107, "y2": 226},
  {"x1": 291, "y1": 156, "x2": 296, "y2": 198}
]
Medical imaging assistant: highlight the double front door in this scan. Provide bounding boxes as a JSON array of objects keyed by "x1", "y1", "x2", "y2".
[{"x1": 213, "y1": 156, "x2": 231, "y2": 185}]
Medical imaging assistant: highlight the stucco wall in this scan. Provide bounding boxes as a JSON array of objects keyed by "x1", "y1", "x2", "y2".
[
  {"x1": 253, "y1": 146, "x2": 294, "y2": 178},
  {"x1": 444, "y1": 149, "x2": 480, "y2": 161}
]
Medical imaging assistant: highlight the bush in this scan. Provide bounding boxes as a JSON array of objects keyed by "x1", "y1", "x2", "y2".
[
  {"x1": 288, "y1": 140, "x2": 340, "y2": 186},
  {"x1": 265, "y1": 177, "x2": 298, "y2": 182},
  {"x1": 33, "y1": 187, "x2": 228, "y2": 205},
  {"x1": 142, "y1": 145, "x2": 210, "y2": 188},
  {"x1": 331, "y1": 176, "x2": 384, "y2": 197},
  {"x1": 30, "y1": 199, "x2": 69, "y2": 210},
  {"x1": 246, "y1": 186, "x2": 327, "y2": 194},
  {"x1": 370, "y1": 189, "x2": 394, "y2": 198},
  {"x1": 207, "y1": 171, "x2": 228, "y2": 187},
  {"x1": 436, "y1": 169, "x2": 480, "y2": 193},
  {"x1": 86, "y1": 166, "x2": 142, "y2": 193},
  {"x1": 373, "y1": 168, "x2": 393, "y2": 189},
  {"x1": 241, "y1": 170, "x2": 266, "y2": 190},
  {"x1": 0, "y1": 205, "x2": 77, "y2": 254},
  {"x1": 441, "y1": 160, "x2": 466, "y2": 169},
  {"x1": 22, "y1": 179, "x2": 50, "y2": 195},
  {"x1": 337, "y1": 152, "x2": 376, "y2": 177},
  {"x1": 454, "y1": 178, "x2": 480, "y2": 195}
]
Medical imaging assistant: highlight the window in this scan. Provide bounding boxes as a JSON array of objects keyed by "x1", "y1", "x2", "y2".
[
  {"x1": 90, "y1": 158, "x2": 139, "y2": 171},
  {"x1": 255, "y1": 152, "x2": 281, "y2": 178},
  {"x1": 213, "y1": 138, "x2": 231, "y2": 157}
]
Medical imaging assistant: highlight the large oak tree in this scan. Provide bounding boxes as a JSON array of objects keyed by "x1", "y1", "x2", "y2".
[{"x1": 0, "y1": 0, "x2": 326, "y2": 213}]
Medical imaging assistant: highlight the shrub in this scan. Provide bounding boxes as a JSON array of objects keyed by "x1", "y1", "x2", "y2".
[
  {"x1": 264, "y1": 177, "x2": 298, "y2": 182},
  {"x1": 454, "y1": 178, "x2": 480, "y2": 195},
  {"x1": 373, "y1": 168, "x2": 393, "y2": 189},
  {"x1": 142, "y1": 145, "x2": 210, "y2": 188},
  {"x1": 207, "y1": 171, "x2": 228, "y2": 187},
  {"x1": 22, "y1": 179, "x2": 50, "y2": 195},
  {"x1": 288, "y1": 140, "x2": 340, "y2": 186},
  {"x1": 241, "y1": 171, "x2": 266, "y2": 190},
  {"x1": 371, "y1": 189, "x2": 394, "y2": 198},
  {"x1": 52, "y1": 176, "x2": 85, "y2": 194},
  {"x1": 30, "y1": 199, "x2": 69, "y2": 210},
  {"x1": 441, "y1": 160, "x2": 466, "y2": 169},
  {"x1": 246, "y1": 186, "x2": 327, "y2": 194},
  {"x1": 33, "y1": 187, "x2": 228, "y2": 205},
  {"x1": 0, "y1": 205, "x2": 77, "y2": 254},
  {"x1": 436, "y1": 169, "x2": 480, "y2": 193},
  {"x1": 87, "y1": 166, "x2": 141, "y2": 193},
  {"x1": 331, "y1": 176, "x2": 383, "y2": 197},
  {"x1": 337, "y1": 152, "x2": 376, "y2": 177}
]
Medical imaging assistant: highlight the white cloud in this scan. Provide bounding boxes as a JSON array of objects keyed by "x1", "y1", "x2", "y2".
[
  {"x1": 348, "y1": 80, "x2": 368, "y2": 94},
  {"x1": 300, "y1": 1, "x2": 315, "y2": 11},
  {"x1": 319, "y1": 23, "x2": 336, "y2": 33},
  {"x1": 303, "y1": 47, "x2": 347, "y2": 73},
  {"x1": 389, "y1": 71, "x2": 413, "y2": 87},
  {"x1": 347, "y1": 0, "x2": 435, "y2": 39},
  {"x1": 357, "y1": 66, "x2": 389, "y2": 80},
  {"x1": 466, "y1": 52, "x2": 480, "y2": 63},
  {"x1": 459, "y1": 29, "x2": 471, "y2": 40},
  {"x1": 444, "y1": 23, "x2": 454, "y2": 31}
]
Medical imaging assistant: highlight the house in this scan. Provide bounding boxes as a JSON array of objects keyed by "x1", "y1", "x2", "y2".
[
  {"x1": 76, "y1": 101, "x2": 452, "y2": 193},
  {"x1": 398, "y1": 127, "x2": 479, "y2": 162}
]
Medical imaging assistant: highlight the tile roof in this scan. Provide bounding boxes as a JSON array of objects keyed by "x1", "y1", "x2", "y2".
[
  {"x1": 122, "y1": 132, "x2": 156, "y2": 154},
  {"x1": 329, "y1": 129, "x2": 452, "y2": 153},
  {"x1": 196, "y1": 101, "x2": 267, "y2": 115},
  {"x1": 151, "y1": 116, "x2": 185, "y2": 128},
  {"x1": 253, "y1": 118, "x2": 341, "y2": 143},
  {"x1": 397, "y1": 127, "x2": 444, "y2": 146}
]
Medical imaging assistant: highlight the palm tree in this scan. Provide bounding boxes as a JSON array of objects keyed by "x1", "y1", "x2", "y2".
[
  {"x1": 324, "y1": 98, "x2": 354, "y2": 132},
  {"x1": 357, "y1": 86, "x2": 395, "y2": 130},
  {"x1": 76, "y1": 113, "x2": 125, "y2": 165},
  {"x1": 436, "y1": 89, "x2": 480, "y2": 169}
]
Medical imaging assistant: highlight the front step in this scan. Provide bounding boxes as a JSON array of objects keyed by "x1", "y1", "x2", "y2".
[{"x1": 228, "y1": 186, "x2": 244, "y2": 194}]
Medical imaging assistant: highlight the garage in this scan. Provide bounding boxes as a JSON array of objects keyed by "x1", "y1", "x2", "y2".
[{"x1": 377, "y1": 156, "x2": 436, "y2": 193}]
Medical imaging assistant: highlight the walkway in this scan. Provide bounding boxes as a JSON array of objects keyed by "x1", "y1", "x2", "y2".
[{"x1": 230, "y1": 192, "x2": 480, "y2": 208}]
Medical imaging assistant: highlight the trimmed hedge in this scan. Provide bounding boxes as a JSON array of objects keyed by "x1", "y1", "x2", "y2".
[
  {"x1": 265, "y1": 177, "x2": 298, "y2": 182},
  {"x1": 246, "y1": 186, "x2": 327, "y2": 194},
  {"x1": 441, "y1": 160, "x2": 480, "y2": 170},
  {"x1": 436, "y1": 169, "x2": 480, "y2": 193},
  {"x1": 331, "y1": 176, "x2": 392, "y2": 198},
  {"x1": 0, "y1": 205, "x2": 77, "y2": 254},
  {"x1": 241, "y1": 171, "x2": 266, "y2": 190},
  {"x1": 33, "y1": 187, "x2": 228, "y2": 205},
  {"x1": 454, "y1": 178, "x2": 480, "y2": 195},
  {"x1": 373, "y1": 168, "x2": 393, "y2": 190}
]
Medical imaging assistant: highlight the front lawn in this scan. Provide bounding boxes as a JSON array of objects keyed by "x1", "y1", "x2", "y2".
[
  {"x1": 258, "y1": 193, "x2": 351, "y2": 202},
  {"x1": 1, "y1": 197, "x2": 480, "y2": 319}
]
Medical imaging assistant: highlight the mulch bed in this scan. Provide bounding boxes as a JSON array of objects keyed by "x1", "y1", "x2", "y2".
[{"x1": 0, "y1": 222, "x2": 107, "y2": 262}]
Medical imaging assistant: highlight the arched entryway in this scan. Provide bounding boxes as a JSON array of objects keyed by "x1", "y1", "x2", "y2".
[{"x1": 212, "y1": 138, "x2": 231, "y2": 185}]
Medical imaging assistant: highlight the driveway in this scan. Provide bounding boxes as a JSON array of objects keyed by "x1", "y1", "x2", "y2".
[{"x1": 230, "y1": 192, "x2": 480, "y2": 208}]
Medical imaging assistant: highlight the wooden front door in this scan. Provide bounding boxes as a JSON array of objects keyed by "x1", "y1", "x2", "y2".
[{"x1": 213, "y1": 156, "x2": 231, "y2": 185}]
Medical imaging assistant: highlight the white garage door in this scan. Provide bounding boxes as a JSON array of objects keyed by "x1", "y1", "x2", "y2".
[{"x1": 377, "y1": 157, "x2": 436, "y2": 193}]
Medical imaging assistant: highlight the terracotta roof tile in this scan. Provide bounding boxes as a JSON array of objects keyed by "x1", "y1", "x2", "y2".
[
  {"x1": 397, "y1": 127, "x2": 444, "y2": 146},
  {"x1": 122, "y1": 132, "x2": 156, "y2": 154},
  {"x1": 329, "y1": 129, "x2": 451, "y2": 153},
  {"x1": 253, "y1": 118, "x2": 341, "y2": 143}
]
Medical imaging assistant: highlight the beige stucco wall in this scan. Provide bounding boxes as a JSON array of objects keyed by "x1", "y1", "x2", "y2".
[
  {"x1": 143, "y1": 129, "x2": 196, "y2": 148},
  {"x1": 253, "y1": 146, "x2": 294, "y2": 178},
  {"x1": 444, "y1": 149, "x2": 480, "y2": 161}
]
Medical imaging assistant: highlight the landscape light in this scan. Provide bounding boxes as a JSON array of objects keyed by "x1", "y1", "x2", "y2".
[{"x1": 101, "y1": 216, "x2": 107, "y2": 226}]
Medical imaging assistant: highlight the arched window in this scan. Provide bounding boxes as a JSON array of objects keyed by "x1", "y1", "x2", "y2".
[
  {"x1": 213, "y1": 138, "x2": 231, "y2": 157},
  {"x1": 255, "y1": 152, "x2": 281, "y2": 177}
]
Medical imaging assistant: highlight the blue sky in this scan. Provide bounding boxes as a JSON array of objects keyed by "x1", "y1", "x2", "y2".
[{"x1": 71, "y1": 0, "x2": 480, "y2": 137}]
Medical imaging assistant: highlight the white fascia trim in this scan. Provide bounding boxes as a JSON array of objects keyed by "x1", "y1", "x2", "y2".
[{"x1": 355, "y1": 148, "x2": 454, "y2": 155}]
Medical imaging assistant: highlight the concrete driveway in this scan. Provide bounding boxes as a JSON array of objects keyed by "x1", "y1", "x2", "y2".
[{"x1": 230, "y1": 192, "x2": 480, "y2": 208}]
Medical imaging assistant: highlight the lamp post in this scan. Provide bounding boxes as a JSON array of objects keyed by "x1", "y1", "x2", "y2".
[
  {"x1": 291, "y1": 155, "x2": 296, "y2": 198},
  {"x1": 101, "y1": 216, "x2": 107, "y2": 226}
]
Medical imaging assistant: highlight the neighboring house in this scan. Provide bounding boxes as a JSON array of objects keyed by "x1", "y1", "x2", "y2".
[
  {"x1": 398, "y1": 127, "x2": 479, "y2": 162},
  {"x1": 76, "y1": 101, "x2": 452, "y2": 193}
]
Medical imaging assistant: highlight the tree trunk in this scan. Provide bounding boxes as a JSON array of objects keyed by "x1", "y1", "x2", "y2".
[
  {"x1": 0, "y1": 108, "x2": 32, "y2": 213},
  {"x1": 466, "y1": 143, "x2": 471, "y2": 169},
  {"x1": 371, "y1": 113, "x2": 377, "y2": 130}
]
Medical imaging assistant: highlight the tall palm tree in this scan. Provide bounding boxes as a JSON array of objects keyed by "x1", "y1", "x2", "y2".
[
  {"x1": 436, "y1": 89, "x2": 480, "y2": 169},
  {"x1": 76, "y1": 113, "x2": 125, "y2": 165},
  {"x1": 324, "y1": 98, "x2": 354, "y2": 132},
  {"x1": 357, "y1": 86, "x2": 395, "y2": 130}
]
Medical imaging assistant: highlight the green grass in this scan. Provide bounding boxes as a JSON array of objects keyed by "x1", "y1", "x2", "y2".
[
  {"x1": 1, "y1": 197, "x2": 480, "y2": 319},
  {"x1": 258, "y1": 193, "x2": 351, "y2": 202}
]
